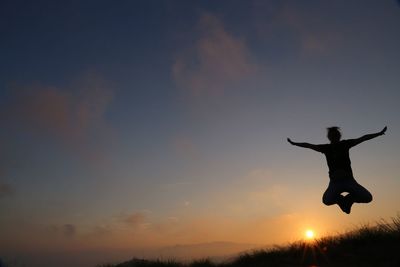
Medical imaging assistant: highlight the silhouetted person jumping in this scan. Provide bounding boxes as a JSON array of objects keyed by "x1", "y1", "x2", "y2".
[{"x1": 287, "y1": 126, "x2": 387, "y2": 214}]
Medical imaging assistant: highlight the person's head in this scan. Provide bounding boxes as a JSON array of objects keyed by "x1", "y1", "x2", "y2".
[{"x1": 327, "y1": 126, "x2": 341, "y2": 143}]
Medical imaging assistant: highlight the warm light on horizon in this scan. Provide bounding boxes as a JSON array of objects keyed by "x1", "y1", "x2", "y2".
[{"x1": 305, "y1": 229, "x2": 315, "y2": 240}]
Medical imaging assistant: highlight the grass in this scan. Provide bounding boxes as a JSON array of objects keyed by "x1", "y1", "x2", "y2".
[{"x1": 98, "y1": 216, "x2": 400, "y2": 267}]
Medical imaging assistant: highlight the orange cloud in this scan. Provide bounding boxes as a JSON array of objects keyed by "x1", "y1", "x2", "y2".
[
  {"x1": 172, "y1": 13, "x2": 258, "y2": 97},
  {"x1": 63, "y1": 224, "x2": 77, "y2": 237},
  {"x1": 280, "y1": 4, "x2": 342, "y2": 55},
  {"x1": 122, "y1": 212, "x2": 147, "y2": 226},
  {"x1": 116, "y1": 211, "x2": 152, "y2": 231},
  {"x1": 252, "y1": 2, "x2": 342, "y2": 56},
  {"x1": 173, "y1": 135, "x2": 199, "y2": 160},
  {"x1": 48, "y1": 224, "x2": 77, "y2": 237},
  {"x1": 3, "y1": 72, "x2": 113, "y2": 145},
  {"x1": 89, "y1": 224, "x2": 113, "y2": 238},
  {"x1": 0, "y1": 182, "x2": 15, "y2": 198}
]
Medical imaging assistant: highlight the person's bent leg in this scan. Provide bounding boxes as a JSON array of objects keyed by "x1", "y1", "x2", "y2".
[
  {"x1": 348, "y1": 181, "x2": 373, "y2": 203},
  {"x1": 322, "y1": 182, "x2": 342, "y2": 206},
  {"x1": 323, "y1": 181, "x2": 352, "y2": 214},
  {"x1": 341, "y1": 194, "x2": 354, "y2": 214}
]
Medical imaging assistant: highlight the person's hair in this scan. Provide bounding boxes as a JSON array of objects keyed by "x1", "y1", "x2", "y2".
[{"x1": 327, "y1": 126, "x2": 341, "y2": 141}]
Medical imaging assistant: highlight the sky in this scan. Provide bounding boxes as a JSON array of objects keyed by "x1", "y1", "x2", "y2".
[{"x1": 1, "y1": 0, "x2": 400, "y2": 266}]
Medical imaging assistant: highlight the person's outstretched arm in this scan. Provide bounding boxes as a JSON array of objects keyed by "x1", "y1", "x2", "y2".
[
  {"x1": 287, "y1": 138, "x2": 324, "y2": 153},
  {"x1": 347, "y1": 126, "x2": 387, "y2": 148}
]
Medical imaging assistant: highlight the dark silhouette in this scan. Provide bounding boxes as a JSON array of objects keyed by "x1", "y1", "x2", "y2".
[{"x1": 287, "y1": 126, "x2": 387, "y2": 214}]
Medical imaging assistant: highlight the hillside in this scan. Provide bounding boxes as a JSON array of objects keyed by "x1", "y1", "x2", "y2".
[{"x1": 98, "y1": 216, "x2": 400, "y2": 267}]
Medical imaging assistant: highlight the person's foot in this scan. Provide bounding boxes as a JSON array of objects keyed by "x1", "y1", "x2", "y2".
[
  {"x1": 337, "y1": 195, "x2": 346, "y2": 213},
  {"x1": 338, "y1": 195, "x2": 353, "y2": 214}
]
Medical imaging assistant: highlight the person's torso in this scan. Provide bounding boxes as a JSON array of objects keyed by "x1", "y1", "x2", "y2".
[{"x1": 322, "y1": 141, "x2": 353, "y2": 177}]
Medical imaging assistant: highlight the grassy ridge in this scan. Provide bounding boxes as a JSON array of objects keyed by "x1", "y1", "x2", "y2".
[{"x1": 99, "y1": 216, "x2": 400, "y2": 267}]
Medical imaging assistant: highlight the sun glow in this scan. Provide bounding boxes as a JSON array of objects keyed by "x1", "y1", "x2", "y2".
[{"x1": 305, "y1": 229, "x2": 315, "y2": 240}]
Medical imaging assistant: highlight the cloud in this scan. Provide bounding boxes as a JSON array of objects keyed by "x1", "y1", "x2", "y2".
[
  {"x1": 63, "y1": 224, "x2": 77, "y2": 237},
  {"x1": 118, "y1": 212, "x2": 150, "y2": 229},
  {"x1": 2, "y1": 72, "x2": 113, "y2": 145},
  {"x1": 172, "y1": 135, "x2": 199, "y2": 160},
  {"x1": 123, "y1": 213, "x2": 146, "y2": 225},
  {"x1": 280, "y1": 4, "x2": 342, "y2": 55},
  {"x1": 160, "y1": 181, "x2": 192, "y2": 191},
  {"x1": 244, "y1": 168, "x2": 271, "y2": 180},
  {"x1": 0, "y1": 182, "x2": 15, "y2": 198},
  {"x1": 0, "y1": 72, "x2": 115, "y2": 167},
  {"x1": 248, "y1": 184, "x2": 289, "y2": 208},
  {"x1": 252, "y1": 1, "x2": 342, "y2": 56},
  {"x1": 172, "y1": 13, "x2": 258, "y2": 97},
  {"x1": 47, "y1": 223, "x2": 77, "y2": 237},
  {"x1": 90, "y1": 225, "x2": 112, "y2": 237}
]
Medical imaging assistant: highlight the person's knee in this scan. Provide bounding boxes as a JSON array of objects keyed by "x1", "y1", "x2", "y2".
[
  {"x1": 354, "y1": 192, "x2": 373, "y2": 203},
  {"x1": 323, "y1": 200, "x2": 335, "y2": 206},
  {"x1": 322, "y1": 195, "x2": 336, "y2": 206},
  {"x1": 364, "y1": 193, "x2": 373, "y2": 203}
]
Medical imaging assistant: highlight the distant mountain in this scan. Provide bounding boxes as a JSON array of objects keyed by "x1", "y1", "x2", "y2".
[{"x1": 152, "y1": 241, "x2": 266, "y2": 261}]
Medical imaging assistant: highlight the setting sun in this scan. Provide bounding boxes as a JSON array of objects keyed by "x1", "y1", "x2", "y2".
[{"x1": 305, "y1": 229, "x2": 315, "y2": 240}]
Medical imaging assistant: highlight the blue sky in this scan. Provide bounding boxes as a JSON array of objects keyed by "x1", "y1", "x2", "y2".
[{"x1": 1, "y1": 1, "x2": 400, "y2": 266}]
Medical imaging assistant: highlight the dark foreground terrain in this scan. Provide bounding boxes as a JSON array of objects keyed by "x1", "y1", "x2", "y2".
[{"x1": 98, "y1": 216, "x2": 400, "y2": 267}]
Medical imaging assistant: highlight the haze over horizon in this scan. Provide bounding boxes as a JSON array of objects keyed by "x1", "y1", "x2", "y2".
[{"x1": 1, "y1": 1, "x2": 400, "y2": 266}]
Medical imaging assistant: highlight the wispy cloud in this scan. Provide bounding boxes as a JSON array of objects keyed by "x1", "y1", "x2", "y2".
[
  {"x1": 1, "y1": 72, "x2": 115, "y2": 167},
  {"x1": 63, "y1": 224, "x2": 77, "y2": 237},
  {"x1": 0, "y1": 182, "x2": 15, "y2": 198},
  {"x1": 117, "y1": 211, "x2": 152, "y2": 230},
  {"x1": 252, "y1": 1, "x2": 342, "y2": 56},
  {"x1": 280, "y1": 4, "x2": 342, "y2": 55},
  {"x1": 172, "y1": 135, "x2": 199, "y2": 160},
  {"x1": 47, "y1": 223, "x2": 77, "y2": 238},
  {"x1": 90, "y1": 224, "x2": 113, "y2": 237},
  {"x1": 2, "y1": 71, "x2": 113, "y2": 145},
  {"x1": 160, "y1": 181, "x2": 192, "y2": 191},
  {"x1": 122, "y1": 212, "x2": 146, "y2": 225},
  {"x1": 172, "y1": 13, "x2": 258, "y2": 98}
]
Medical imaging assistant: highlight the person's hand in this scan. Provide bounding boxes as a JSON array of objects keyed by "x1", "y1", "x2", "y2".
[
  {"x1": 379, "y1": 126, "x2": 387, "y2": 135},
  {"x1": 287, "y1": 138, "x2": 294, "y2": 145}
]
